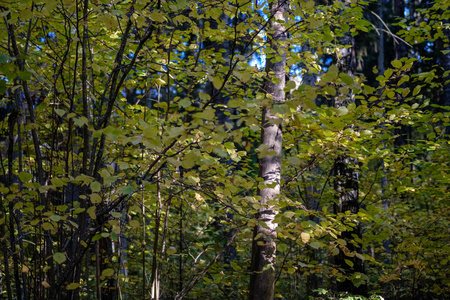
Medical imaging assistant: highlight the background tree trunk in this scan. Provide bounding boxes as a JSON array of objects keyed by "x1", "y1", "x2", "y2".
[{"x1": 332, "y1": 31, "x2": 366, "y2": 295}]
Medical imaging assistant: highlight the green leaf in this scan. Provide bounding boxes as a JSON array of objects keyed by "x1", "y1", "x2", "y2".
[
  {"x1": 111, "y1": 212, "x2": 122, "y2": 218},
  {"x1": 361, "y1": 130, "x2": 372, "y2": 138},
  {"x1": 53, "y1": 252, "x2": 66, "y2": 264},
  {"x1": 384, "y1": 69, "x2": 393, "y2": 79},
  {"x1": 73, "y1": 117, "x2": 86, "y2": 127},
  {"x1": 287, "y1": 156, "x2": 301, "y2": 166},
  {"x1": 339, "y1": 73, "x2": 353, "y2": 85},
  {"x1": 230, "y1": 261, "x2": 241, "y2": 271},
  {"x1": 278, "y1": 243, "x2": 288, "y2": 252},
  {"x1": 327, "y1": 65, "x2": 339, "y2": 79},
  {"x1": 212, "y1": 76, "x2": 223, "y2": 90},
  {"x1": 262, "y1": 264, "x2": 272, "y2": 271},
  {"x1": 198, "y1": 92, "x2": 211, "y2": 101},
  {"x1": 391, "y1": 60, "x2": 402, "y2": 68},
  {"x1": 91, "y1": 181, "x2": 101, "y2": 193},
  {"x1": 132, "y1": 135, "x2": 142, "y2": 145},
  {"x1": 310, "y1": 242, "x2": 320, "y2": 249},
  {"x1": 121, "y1": 186, "x2": 133, "y2": 195},
  {"x1": 104, "y1": 176, "x2": 118, "y2": 185},
  {"x1": 345, "y1": 259, "x2": 354, "y2": 267},
  {"x1": 285, "y1": 80, "x2": 296, "y2": 90},
  {"x1": 55, "y1": 108, "x2": 66, "y2": 117},
  {"x1": 49, "y1": 215, "x2": 61, "y2": 222},
  {"x1": 337, "y1": 106, "x2": 348, "y2": 116},
  {"x1": 19, "y1": 172, "x2": 33, "y2": 182},
  {"x1": 179, "y1": 99, "x2": 191, "y2": 108}
]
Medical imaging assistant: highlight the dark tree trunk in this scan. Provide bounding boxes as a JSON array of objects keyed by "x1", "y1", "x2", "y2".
[
  {"x1": 332, "y1": 31, "x2": 367, "y2": 296},
  {"x1": 393, "y1": 0, "x2": 409, "y2": 147}
]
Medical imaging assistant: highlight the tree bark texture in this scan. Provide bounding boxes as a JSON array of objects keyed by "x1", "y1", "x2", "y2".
[{"x1": 249, "y1": 1, "x2": 287, "y2": 299}]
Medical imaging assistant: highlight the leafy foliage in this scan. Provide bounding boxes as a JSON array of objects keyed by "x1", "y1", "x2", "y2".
[{"x1": 0, "y1": 0, "x2": 448, "y2": 299}]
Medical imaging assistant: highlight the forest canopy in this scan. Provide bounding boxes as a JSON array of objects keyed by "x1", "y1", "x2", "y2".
[{"x1": 0, "y1": 0, "x2": 449, "y2": 299}]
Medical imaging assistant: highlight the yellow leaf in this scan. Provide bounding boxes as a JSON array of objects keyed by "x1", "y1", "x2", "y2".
[
  {"x1": 301, "y1": 232, "x2": 311, "y2": 244},
  {"x1": 305, "y1": 0, "x2": 315, "y2": 9},
  {"x1": 87, "y1": 206, "x2": 96, "y2": 220},
  {"x1": 22, "y1": 264, "x2": 29, "y2": 273},
  {"x1": 213, "y1": 76, "x2": 223, "y2": 90},
  {"x1": 90, "y1": 193, "x2": 102, "y2": 204},
  {"x1": 101, "y1": 268, "x2": 115, "y2": 277},
  {"x1": 66, "y1": 283, "x2": 80, "y2": 290},
  {"x1": 284, "y1": 211, "x2": 295, "y2": 219},
  {"x1": 42, "y1": 222, "x2": 53, "y2": 231},
  {"x1": 149, "y1": 12, "x2": 165, "y2": 22},
  {"x1": 167, "y1": 246, "x2": 177, "y2": 255},
  {"x1": 129, "y1": 220, "x2": 139, "y2": 228}
]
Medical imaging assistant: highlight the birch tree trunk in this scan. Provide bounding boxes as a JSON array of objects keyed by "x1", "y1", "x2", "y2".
[{"x1": 249, "y1": 1, "x2": 287, "y2": 299}]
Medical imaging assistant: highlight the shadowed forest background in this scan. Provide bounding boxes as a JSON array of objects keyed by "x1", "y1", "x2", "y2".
[{"x1": 0, "y1": 0, "x2": 449, "y2": 299}]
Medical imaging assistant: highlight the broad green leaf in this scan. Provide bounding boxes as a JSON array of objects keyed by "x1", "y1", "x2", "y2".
[
  {"x1": 55, "y1": 109, "x2": 65, "y2": 117},
  {"x1": 339, "y1": 73, "x2": 353, "y2": 85},
  {"x1": 53, "y1": 252, "x2": 66, "y2": 264},
  {"x1": 287, "y1": 156, "x2": 301, "y2": 166},
  {"x1": 310, "y1": 242, "x2": 320, "y2": 249},
  {"x1": 104, "y1": 176, "x2": 118, "y2": 185},
  {"x1": 121, "y1": 186, "x2": 133, "y2": 195},
  {"x1": 111, "y1": 212, "x2": 122, "y2": 218},
  {"x1": 91, "y1": 181, "x2": 101, "y2": 193},
  {"x1": 49, "y1": 215, "x2": 61, "y2": 222},
  {"x1": 285, "y1": 80, "x2": 296, "y2": 90},
  {"x1": 19, "y1": 172, "x2": 33, "y2": 182}
]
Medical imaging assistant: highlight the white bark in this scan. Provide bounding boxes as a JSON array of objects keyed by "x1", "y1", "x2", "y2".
[{"x1": 249, "y1": 1, "x2": 287, "y2": 299}]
